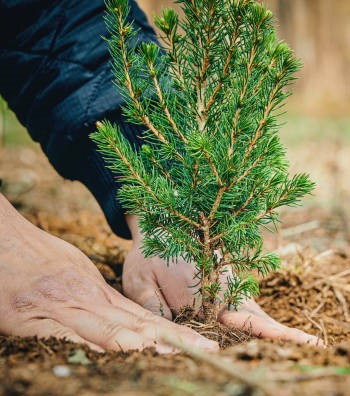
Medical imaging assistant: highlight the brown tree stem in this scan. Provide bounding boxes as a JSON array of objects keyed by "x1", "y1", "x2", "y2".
[{"x1": 148, "y1": 62, "x2": 187, "y2": 143}]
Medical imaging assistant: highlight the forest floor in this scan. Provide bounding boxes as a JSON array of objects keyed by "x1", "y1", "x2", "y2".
[{"x1": 0, "y1": 114, "x2": 350, "y2": 395}]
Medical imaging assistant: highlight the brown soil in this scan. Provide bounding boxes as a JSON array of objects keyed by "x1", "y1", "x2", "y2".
[
  {"x1": 1, "y1": 144, "x2": 350, "y2": 395},
  {"x1": 174, "y1": 306, "x2": 251, "y2": 349}
]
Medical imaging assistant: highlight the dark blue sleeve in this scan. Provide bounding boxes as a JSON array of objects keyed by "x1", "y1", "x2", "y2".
[{"x1": 0, "y1": 0, "x2": 160, "y2": 239}]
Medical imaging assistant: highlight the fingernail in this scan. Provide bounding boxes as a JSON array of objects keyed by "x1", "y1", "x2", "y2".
[{"x1": 156, "y1": 344, "x2": 177, "y2": 354}]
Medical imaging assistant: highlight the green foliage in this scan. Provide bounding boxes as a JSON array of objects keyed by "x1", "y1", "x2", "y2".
[
  {"x1": 296, "y1": 365, "x2": 350, "y2": 376},
  {"x1": 92, "y1": 0, "x2": 314, "y2": 319}
]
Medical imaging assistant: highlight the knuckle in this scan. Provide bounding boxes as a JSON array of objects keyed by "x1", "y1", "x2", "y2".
[
  {"x1": 130, "y1": 315, "x2": 149, "y2": 331},
  {"x1": 65, "y1": 276, "x2": 87, "y2": 295},
  {"x1": 66, "y1": 276, "x2": 106, "y2": 302},
  {"x1": 140, "y1": 322, "x2": 160, "y2": 341},
  {"x1": 35, "y1": 272, "x2": 104, "y2": 304},
  {"x1": 35, "y1": 275, "x2": 69, "y2": 303},
  {"x1": 101, "y1": 322, "x2": 125, "y2": 343},
  {"x1": 141, "y1": 310, "x2": 158, "y2": 323},
  {"x1": 12, "y1": 293, "x2": 38, "y2": 313}
]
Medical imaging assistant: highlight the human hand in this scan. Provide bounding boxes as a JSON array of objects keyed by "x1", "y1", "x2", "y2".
[
  {"x1": 123, "y1": 215, "x2": 323, "y2": 347},
  {"x1": 0, "y1": 194, "x2": 218, "y2": 353}
]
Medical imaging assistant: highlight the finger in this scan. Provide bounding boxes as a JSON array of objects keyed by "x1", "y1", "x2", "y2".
[
  {"x1": 57, "y1": 307, "x2": 173, "y2": 353},
  {"x1": 219, "y1": 311, "x2": 324, "y2": 347},
  {"x1": 84, "y1": 299, "x2": 216, "y2": 353},
  {"x1": 153, "y1": 260, "x2": 201, "y2": 315},
  {"x1": 18, "y1": 318, "x2": 103, "y2": 352},
  {"x1": 105, "y1": 288, "x2": 219, "y2": 351},
  {"x1": 219, "y1": 310, "x2": 285, "y2": 338},
  {"x1": 279, "y1": 326, "x2": 325, "y2": 347},
  {"x1": 131, "y1": 283, "x2": 173, "y2": 320},
  {"x1": 107, "y1": 283, "x2": 173, "y2": 319}
]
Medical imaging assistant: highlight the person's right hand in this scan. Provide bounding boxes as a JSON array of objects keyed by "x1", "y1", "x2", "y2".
[{"x1": 0, "y1": 194, "x2": 218, "y2": 353}]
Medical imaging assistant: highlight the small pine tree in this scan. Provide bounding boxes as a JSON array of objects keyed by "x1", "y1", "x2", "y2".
[{"x1": 92, "y1": 0, "x2": 314, "y2": 323}]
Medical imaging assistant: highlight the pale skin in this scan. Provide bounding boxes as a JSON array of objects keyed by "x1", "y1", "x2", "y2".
[{"x1": 0, "y1": 192, "x2": 321, "y2": 353}]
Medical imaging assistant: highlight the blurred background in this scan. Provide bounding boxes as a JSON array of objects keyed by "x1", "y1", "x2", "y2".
[
  {"x1": 1, "y1": 0, "x2": 350, "y2": 252},
  {"x1": 140, "y1": 0, "x2": 350, "y2": 115}
]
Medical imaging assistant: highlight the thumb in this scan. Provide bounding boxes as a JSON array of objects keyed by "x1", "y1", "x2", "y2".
[
  {"x1": 123, "y1": 277, "x2": 173, "y2": 320},
  {"x1": 142, "y1": 287, "x2": 173, "y2": 320}
]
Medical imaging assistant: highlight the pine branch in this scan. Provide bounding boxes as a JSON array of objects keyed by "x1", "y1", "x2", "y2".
[
  {"x1": 149, "y1": 153, "x2": 174, "y2": 183},
  {"x1": 102, "y1": 128, "x2": 201, "y2": 229},
  {"x1": 113, "y1": 6, "x2": 185, "y2": 163},
  {"x1": 205, "y1": 28, "x2": 240, "y2": 113},
  {"x1": 163, "y1": 24, "x2": 186, "y2": 89},
  {"x1": 195, "y1": 1, "x2": 215, "y2": 134},
  {"x1": 228, "y1": 140, "x2": 272, "y2": 191},
  {"x1": 207, "y1": 9, "x2": 269, "y2": 219},
  {"x1": 209, "y1": 186, "x2": 227, "y2": 221},
  {"x1": 135, "y1": 199, "x2": 203, "y2": 261},
  {"x1": 201, "y1": 147, "x2": 223, "y2": 185},
  {"x1": 147, "y1": 59, "x2": 187, "y2": 143},
  {"x1": 232, "y1": 185, "x2": 257, "y2": 217},
  {"x1": 243, "y1": 82, "x2": 281, "y2": 161},
  {"x1": 227, "y1": 12, "x2": 269, "y2": 158},
  {"x1": 191, "y1": 160, "x2": 200, "y2": 188},
  {"x1": 146, "y1": 222, "x2": 203, "y2": 260}
]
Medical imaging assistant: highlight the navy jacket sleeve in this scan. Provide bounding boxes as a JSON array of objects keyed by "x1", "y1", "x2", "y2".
[{"x1": 0, "y1": 0, "x2": 160, "y2": 239}]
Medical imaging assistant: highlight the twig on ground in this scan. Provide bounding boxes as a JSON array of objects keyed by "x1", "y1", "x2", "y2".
[
  {"x1": 310, "y1": 301, "x2": 325, "y2": 317},
  {"x1": 302, "y1": 310, "x2": 327, "y2": 345},
  {"x1": 323, "y1": 281, "x2": 349, "y2": 294},
  {"x1": 319, "y1": 319, "x2": 329, "y2": 346},
  {"x1": 306, "y1": 268, "x2": 350, "y2": 290},
  {"x1": 273, "y1": 243, "x2": 302, "y2": 257},
  {"x1": 313, "y1": 249, "x2": 336, "y2": 262},
  {"x1": 37, "y1": 339, "x2": 54, "y2": 356},
  {"x1": 333, "y1": 287, "x2": 349, "y2": 322},
  {"x1": 322, "y1": 316, "x2": 350, "y2": 330},
  {"x1": 326, "y1": 268, "x2": 350, "y2": 281},
  {"x1": 281, "y1": 221, "x2": 320, "y2": 238},
  {"x1": 161, "y1": 334, "x2": 272, "y2": 396}
]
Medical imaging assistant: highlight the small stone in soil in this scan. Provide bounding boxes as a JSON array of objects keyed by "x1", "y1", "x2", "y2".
[{"x1": 52, "y1": 365, "x2": 72, "y2": 378}]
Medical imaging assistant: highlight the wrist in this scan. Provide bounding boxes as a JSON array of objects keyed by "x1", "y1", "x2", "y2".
[
  {"x1": 0, "y1": 194, "x2": 32, "y2": 241},
  {"x1": 0, "y1": 193, "x2": 16, "y2": 227}
]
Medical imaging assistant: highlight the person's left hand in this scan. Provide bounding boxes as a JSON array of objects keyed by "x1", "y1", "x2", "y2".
[{"x1": 123, "y1": 216, "x2": 323, "y2": 347}]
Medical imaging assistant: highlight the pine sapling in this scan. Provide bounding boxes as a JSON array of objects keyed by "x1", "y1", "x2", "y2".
[{"x1": 92, "y1": 0, "x2": 314, "y2": 323}]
